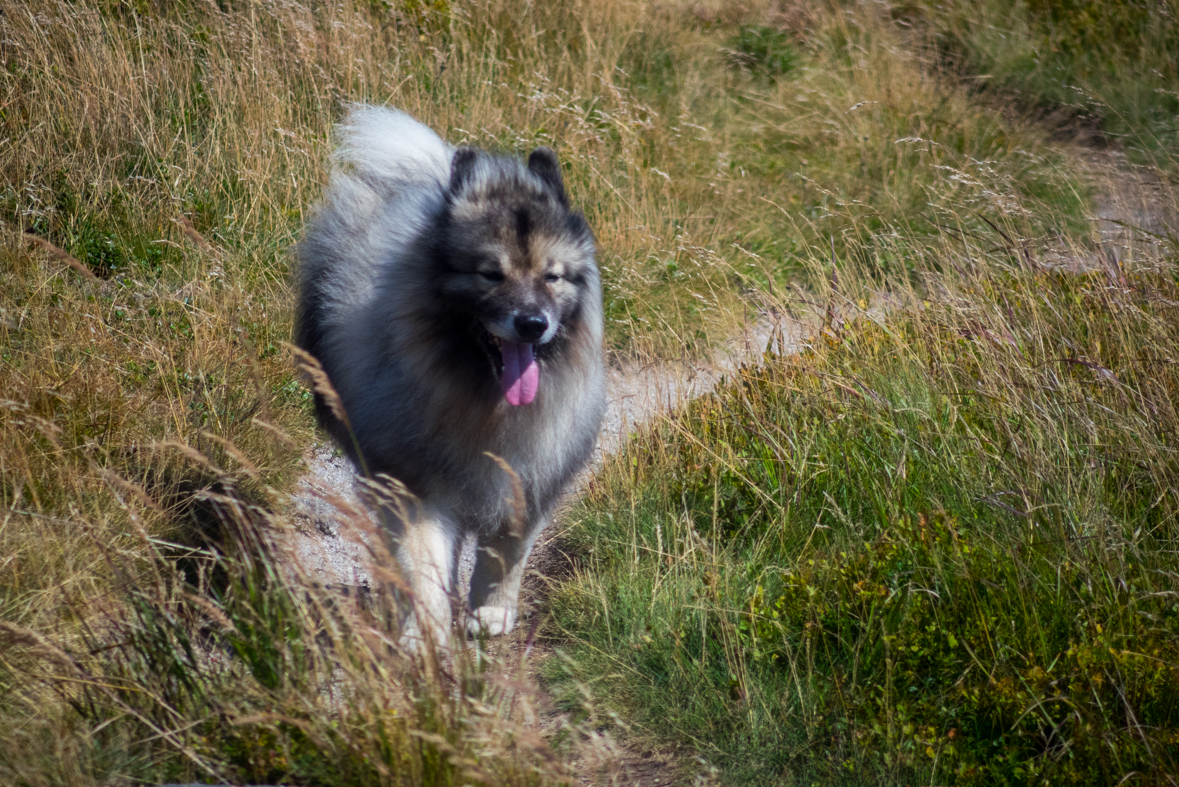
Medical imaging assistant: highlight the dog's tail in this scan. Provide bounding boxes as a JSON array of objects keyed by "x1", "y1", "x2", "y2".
[
  {"x1": 295, "y1": 106, "x2": 452, "y2": 449},
  {"x1": 334, "y1": 105, "x2": 452, "y2": 187}
]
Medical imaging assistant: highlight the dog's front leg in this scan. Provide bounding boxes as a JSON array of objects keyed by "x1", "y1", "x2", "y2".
[
  {"x1": 467, "y1": 520, "x2": 543, "y2": 637},
  {"x1": 397, "y1": 511, "x2": 460, "y2": 651}
]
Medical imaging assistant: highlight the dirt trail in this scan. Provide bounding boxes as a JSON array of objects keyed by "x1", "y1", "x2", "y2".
[{"x1": 1038, "y1": 150, "x2": 1177, "y2": 273}]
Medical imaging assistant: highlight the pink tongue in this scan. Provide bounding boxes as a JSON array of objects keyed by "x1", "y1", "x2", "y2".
[{"x1": 500, "y1": 341, "x2": 539, "y2": 406}]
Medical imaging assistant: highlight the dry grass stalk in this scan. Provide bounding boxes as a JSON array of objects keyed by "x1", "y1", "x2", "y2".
[
  {"x1": 176, "y1": 216, "x2": 219, "y2": 256},
  {"x1": 286, "y1": 341, "x2": 350, "y2": 429},
  {"x1": 23, "y1": 230, "x2": 101, "y2": 282},
  {"x1": 485, "y1": 452, "x2": 528, "y2": 538}
]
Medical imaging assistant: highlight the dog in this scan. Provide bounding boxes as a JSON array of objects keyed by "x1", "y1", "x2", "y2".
[{"x1": 295, "y1": 106, "x2": 606, "y2": 645}]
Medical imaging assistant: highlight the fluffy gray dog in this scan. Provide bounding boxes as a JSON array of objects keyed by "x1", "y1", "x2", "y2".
[{"x1": 295, "y1": 107, "x2": 606, "y2": 645}]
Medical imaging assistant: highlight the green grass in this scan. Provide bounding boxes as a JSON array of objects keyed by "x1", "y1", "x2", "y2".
[
  {"x1": 548, "y1": 231, "x2": 1179, "y2": 783},
  {"x1": 908, "y1": 0, "x2": 1179, "y2": 162}
]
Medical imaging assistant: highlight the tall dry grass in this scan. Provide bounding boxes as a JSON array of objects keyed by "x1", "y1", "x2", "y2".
[{"x1": 1, "y1": 472, "x2": 623, "y2": 784}]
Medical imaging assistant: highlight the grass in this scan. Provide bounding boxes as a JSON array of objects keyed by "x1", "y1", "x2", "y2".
[
  {"x1": 908, "y1": 0, "x2": 1179, "y2": 162},
  {"x1": 547, "y1": 163, "x2": 1179, "y2": 783},
  {"x1": 1, "y1": 481, "x2": 592, "y2": 785},
  {"x1": 0, "y1": 0, "x2": 1173, "y2": 783}
]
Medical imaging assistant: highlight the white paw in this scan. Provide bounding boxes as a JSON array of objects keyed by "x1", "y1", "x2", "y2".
[
  {"x1": 467, "y1": 606, "x2": 517, "y2": 637},
  {"x1": 398, "y1": 619, "x2": 452, "y2": 654}
]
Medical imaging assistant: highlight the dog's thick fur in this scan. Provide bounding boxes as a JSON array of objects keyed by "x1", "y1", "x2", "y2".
[{"x1": 295, "y1": 107, "x2": 606, "y2": 643}]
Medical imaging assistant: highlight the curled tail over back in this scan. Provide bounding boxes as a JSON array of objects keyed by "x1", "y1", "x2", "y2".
[
  {"x1": 332, "y1": 106, "x2": 453, "y2": 187},
  {"x1": 295, "y1": 107, "x2": 454, "y2": 439}
]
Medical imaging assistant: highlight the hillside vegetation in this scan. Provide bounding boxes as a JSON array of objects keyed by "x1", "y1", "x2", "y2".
[
  {"x1": 917, "y1": 0, "x2": 1179, "y2": 161},
  {"x1": 547, "y1": 3, "x2": 1179, "y2": 784},
  {"x1": 0, "y1": 0, "x2": 1175, "y2": 784},
  {"x1": 551, "y1": 212, "x2": 1179, "y2": 784}
]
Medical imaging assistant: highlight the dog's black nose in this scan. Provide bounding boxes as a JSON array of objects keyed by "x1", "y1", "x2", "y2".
[{"x1": 514, "y1": 314, "x2": 548, "y2": 342}]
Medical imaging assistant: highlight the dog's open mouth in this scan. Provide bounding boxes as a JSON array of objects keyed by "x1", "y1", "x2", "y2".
[{"x1": 486, "y1": 333, "x2": 539, "y2": 406}]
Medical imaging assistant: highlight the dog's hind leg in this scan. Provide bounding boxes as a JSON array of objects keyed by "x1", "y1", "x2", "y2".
[
  {"x1": 396, "y1": 509, "x2": 461, "y2": 650},
  {"x1": 467, "y1": 521, "x2": 544, "y2": 637}
]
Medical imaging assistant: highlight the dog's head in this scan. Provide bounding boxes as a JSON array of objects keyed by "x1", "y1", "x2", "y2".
[{"x1": 436, "y1": 146, "x2": 597, "y2": 406}]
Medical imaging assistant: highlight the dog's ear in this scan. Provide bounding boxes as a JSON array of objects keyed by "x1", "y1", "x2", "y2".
[
  {"x1": 450, "y1": 146, "x2": 478, "y2": 194},
  {"x1": 528, "y1": 147, "x2": 568, "y2": 206}
]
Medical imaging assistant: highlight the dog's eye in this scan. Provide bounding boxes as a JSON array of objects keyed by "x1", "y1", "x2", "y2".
[
  {"x1": 544, "y1": 272, "x2": 561, "y2": 283},
  {"x1": 479, "y1": 270, "x2": 505, "y2": 282}
]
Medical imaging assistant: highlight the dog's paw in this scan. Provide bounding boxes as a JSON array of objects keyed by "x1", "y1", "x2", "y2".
[
  {"x1": 398, "y1": 619, "x2": 453, "y2": 655},
  {"x1": 467, "y1": 606, "x2": 517, "y2": 637},
  {"x1": 398, "y1": 622, "x2": 429, "y2": 654}
]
